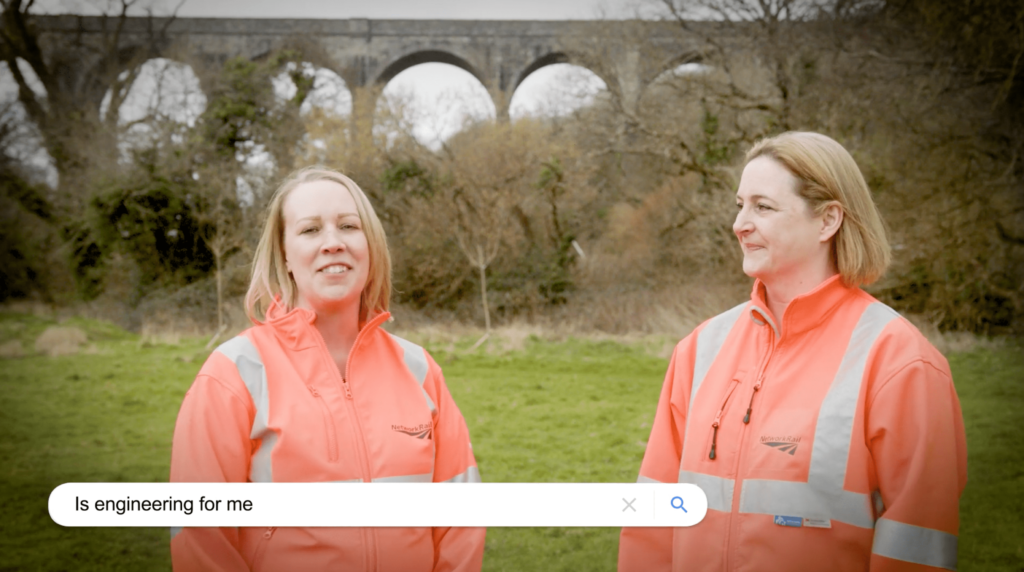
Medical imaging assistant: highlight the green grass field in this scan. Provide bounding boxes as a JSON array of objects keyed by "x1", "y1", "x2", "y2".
[{"x1": 0, "y1": 311, "x2": 1021, "y2": 571}]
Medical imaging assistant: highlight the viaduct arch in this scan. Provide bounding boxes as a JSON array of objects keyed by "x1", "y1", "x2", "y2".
[{"x1": 34, "y1": 16, "x2": 707, "y2": 120}]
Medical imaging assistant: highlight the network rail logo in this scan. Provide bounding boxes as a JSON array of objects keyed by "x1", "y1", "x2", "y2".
[
  {"x1": 760, "y1": 435, "x2": 801, "y2": 455},
  {"x1": 393, "y1": 423, "x2": 432, "y2": 440}
]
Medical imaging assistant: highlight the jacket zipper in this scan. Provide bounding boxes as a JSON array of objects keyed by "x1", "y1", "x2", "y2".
[
  {"x1": 308, "y1": 386, "x2": 339, "y2": 462},
  {"x1": 251, "y1": 527, "x2": 277, "y2": 572},
  {"x1": 309, "y1": 318, "x2": 384, "y2": 572},
  {"x1": 709, "y1": 379, "x2": 740, "y2": 460},
  {"x1": 341, "y1": 335, "x2": 378, "y2": 572}
]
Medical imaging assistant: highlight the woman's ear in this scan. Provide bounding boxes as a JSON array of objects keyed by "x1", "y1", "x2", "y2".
[{"x1": 820, "y1": 202, "x2": 844, "y2": 243}]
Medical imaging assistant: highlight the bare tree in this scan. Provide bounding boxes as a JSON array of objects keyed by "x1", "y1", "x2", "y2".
[
  {"x1": 192, "y1": 169, "x2": 245, "y2": 339},
  {"x1": 657, "y1": 0, "x2": 826, "y2": 130},
  {"x1": 0, "y1": 0, "x2": 182, "y2": 202},
  {"x1": 436, "y1": 120, "x2": 573, "y2": 330},
  {"x1": 451, "y1": 186, "x2": 508, "y2": 334}
]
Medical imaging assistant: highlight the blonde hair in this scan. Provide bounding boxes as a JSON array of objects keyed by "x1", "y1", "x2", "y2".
[
  {"x1": 746, "y1": 132, "x2": 891, "y2": 286},
  {"x1": 245, "y1": 166, "x2": 392, "y2": 323}
]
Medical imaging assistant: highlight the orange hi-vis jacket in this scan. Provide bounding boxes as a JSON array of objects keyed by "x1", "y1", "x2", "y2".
[
  {"x1": 170, "y1": 301, "x2": 484, "y2": 572},
  {"x1": 619, "y1": 276, "x2": 967, "y2": 572}
]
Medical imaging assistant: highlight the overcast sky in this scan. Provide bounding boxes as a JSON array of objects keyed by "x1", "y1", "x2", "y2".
[{"x1": 35, "y1": 0, "x2": 652, "y2": 20}]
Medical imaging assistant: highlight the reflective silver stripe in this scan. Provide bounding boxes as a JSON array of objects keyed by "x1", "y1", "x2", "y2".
[
  {"x1": 811, "y1": 303, "x2": 898, "y2": 490},
  {"x1": 749, "y1": 305, "x2": 779, "y2": 339},
  {"x1": 443, "y1": 466, "x2": 482, "y2": 483},
  {"x1": 249, "y1": 433, "x2": 277, "y2": 483},
  {"x1": 872, "y1": 518, "x2": 958, "y2": 570},
  {"x1": 679, "y1": 470, "x2": 734, "y2": 512},
  {"x1": 690, "y1": 303, "x2": 747, "y2": 405},
  {"x1": 637, "y1": 475, "x2": 667, "y2": 484},
  {"x1": 170, "y1": 526, "x2": 182, "y2": 540},
  {"x1": 389, "y1": 334, "x2": 437, "y2": 416},
  {"x1": 738, "y1": 303, "x2": 898, "y2": 529},
  {"x1": 332, "y1": 479, "x2": 363, "y2": 483},
  {"x1": 740, "y1": 479, "x2": 874, "y2": 527},
  {"x1": 216, "y1": 336, "x2": 275, "y2": 483},
  {"x1": 389, "y1": 334, "x2": 429, "y2": 383},
  {"x1": 677, "y1": 304, "x2": 745, "y2": 509},
  {"x1": 372, "y1": 473, "x2": 434, "y2": 483}
]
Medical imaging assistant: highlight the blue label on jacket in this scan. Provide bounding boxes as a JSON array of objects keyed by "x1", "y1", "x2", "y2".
[{"x1": 774, "y1": 515, "x2": 802, "y2": 527}]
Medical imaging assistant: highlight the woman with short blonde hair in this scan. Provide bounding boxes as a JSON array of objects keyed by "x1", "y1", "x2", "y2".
[
  {"x1": 621, "y1": 132, "x2": 966, "y2": 572},
  {"x1": 745, "y1": 132, "x2": 891, "y2": 287}
]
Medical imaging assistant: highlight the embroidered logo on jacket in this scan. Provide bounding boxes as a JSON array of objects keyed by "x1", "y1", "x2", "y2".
[
  {"x1": 760, "y1": 435, "x2": 801, "y2": 455},
  {"x1": 393, "y1": 423, "x2": 432, "y2": 440}
]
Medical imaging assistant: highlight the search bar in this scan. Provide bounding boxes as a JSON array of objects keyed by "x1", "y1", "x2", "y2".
[{"x1": 50, "y1": 483, "x2": 708, "y2": 527}]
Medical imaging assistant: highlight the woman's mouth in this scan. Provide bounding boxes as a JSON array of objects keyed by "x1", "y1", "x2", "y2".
[{"x1": 320, "y1": 264, "x2": 350, "y2": 274}]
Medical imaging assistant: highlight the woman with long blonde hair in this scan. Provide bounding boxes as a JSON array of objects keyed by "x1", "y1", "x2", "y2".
[{"x1": 170, "y1": 166, "x2": 484, "y2": 571}]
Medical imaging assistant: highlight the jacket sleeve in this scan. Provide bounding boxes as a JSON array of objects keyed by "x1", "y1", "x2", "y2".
[
  {"x1": 169, "y1": 354, "x2": 256, "y2": 572},
  {"x1": 618, "y1": 344, "x2": 692, "y2": 572},
  {"x1": 866, "y1": 357, "x2": 968, "y2": 572},
  {"x1": 424, "y1": 354, "x2": 486, "y2": 572}
]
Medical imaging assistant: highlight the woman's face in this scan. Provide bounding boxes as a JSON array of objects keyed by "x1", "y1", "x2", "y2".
[
  {"x1": 733, "y1": 157, "x2": 831, "y2": 285},
  {"x1": 282, "y1": 180, "x2": 370, "y2": 314}
]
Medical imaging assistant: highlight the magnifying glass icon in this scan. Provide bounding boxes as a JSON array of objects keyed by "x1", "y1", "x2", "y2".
[{"x1": 671, "y1": 496, "x2": 688, "y2": 513}]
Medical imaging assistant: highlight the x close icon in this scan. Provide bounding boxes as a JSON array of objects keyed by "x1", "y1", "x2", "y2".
[{"x1": 622, "y1": 498, "x2": 636, "y2": 512}]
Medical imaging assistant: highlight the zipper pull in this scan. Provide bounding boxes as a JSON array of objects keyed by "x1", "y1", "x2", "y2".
[
  {"x1": 709, "y1": 411, "x2": 724, "y2": 460},
  {"x1": 743, "y1": 379, "x2": 763, "y2": 424},
  {"x1": 264, "y1": 527, "x2": 276, "y2": 539},
  {"x1": 341, "y1": 378, "x2": 353, "y2": 399},
  {"x1": 309, "y1": 386, "x2": 320, "y2": 397}
]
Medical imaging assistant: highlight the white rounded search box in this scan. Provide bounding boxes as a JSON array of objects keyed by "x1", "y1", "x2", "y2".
[{"x1": 50, "y1": 483, "x2": 707, "y2": 527}]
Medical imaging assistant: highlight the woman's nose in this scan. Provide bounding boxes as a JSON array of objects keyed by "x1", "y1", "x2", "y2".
[
  {"x1": 321, "y1": 228, "x2": 346, "y2": 252},
  {"x1": 733, "y1": 209, "x2": 751, "y2": 236}
]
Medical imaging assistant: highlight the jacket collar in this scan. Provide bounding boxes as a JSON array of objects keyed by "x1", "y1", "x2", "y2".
[
  {"x1": 748, "y1": 274, "x2": 856, "y2": 339},
  {"x1": 263, "y1": 298, "x2": 391, "y2": 350}
]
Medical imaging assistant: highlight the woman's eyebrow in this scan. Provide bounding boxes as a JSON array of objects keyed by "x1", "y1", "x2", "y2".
[{"x1": 295, "y1": 212, "x2": 360, "y2": 223}]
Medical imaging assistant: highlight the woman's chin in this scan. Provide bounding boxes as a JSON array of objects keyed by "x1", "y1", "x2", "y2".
[
  {"x1": 742, "y1": 261, "x2": 766, "y2": 280},
  {"x1": 300, "y1": 291, "x2": 362, "y2": 315}
]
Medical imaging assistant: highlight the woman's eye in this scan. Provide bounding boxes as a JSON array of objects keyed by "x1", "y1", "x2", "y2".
[
  {"x1": 756, "y1": 203, "x2": 771, "y2": 212},
  {"x1": 735, "y1": 202, "x2": 743, "y2": 210},
  {"x1": 301, "y1": 227, "x2": 318, "y2": 234}
]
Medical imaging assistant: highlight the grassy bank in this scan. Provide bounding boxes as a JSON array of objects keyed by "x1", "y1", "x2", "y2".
[{"x1": 0, "y1": 312, "x2": 1021, "y2": 570}]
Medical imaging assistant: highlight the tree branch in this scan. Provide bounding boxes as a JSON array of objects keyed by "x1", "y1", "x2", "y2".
[{"x1": 996, "y1": 221, "x2": 1024, "y2": 246}]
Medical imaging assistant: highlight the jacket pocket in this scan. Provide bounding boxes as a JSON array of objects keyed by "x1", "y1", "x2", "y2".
[
  {"x1": 308, "y1": 386, "x2": 339, "y2": 462},
  {"x1": 706, "y1": 378, "x2": 742, "y2": 460}
]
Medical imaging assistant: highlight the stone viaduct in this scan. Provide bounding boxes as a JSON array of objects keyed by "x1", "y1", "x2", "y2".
[{"x1": 34, "y1": 15, "x2": 708, "y2": 119}]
